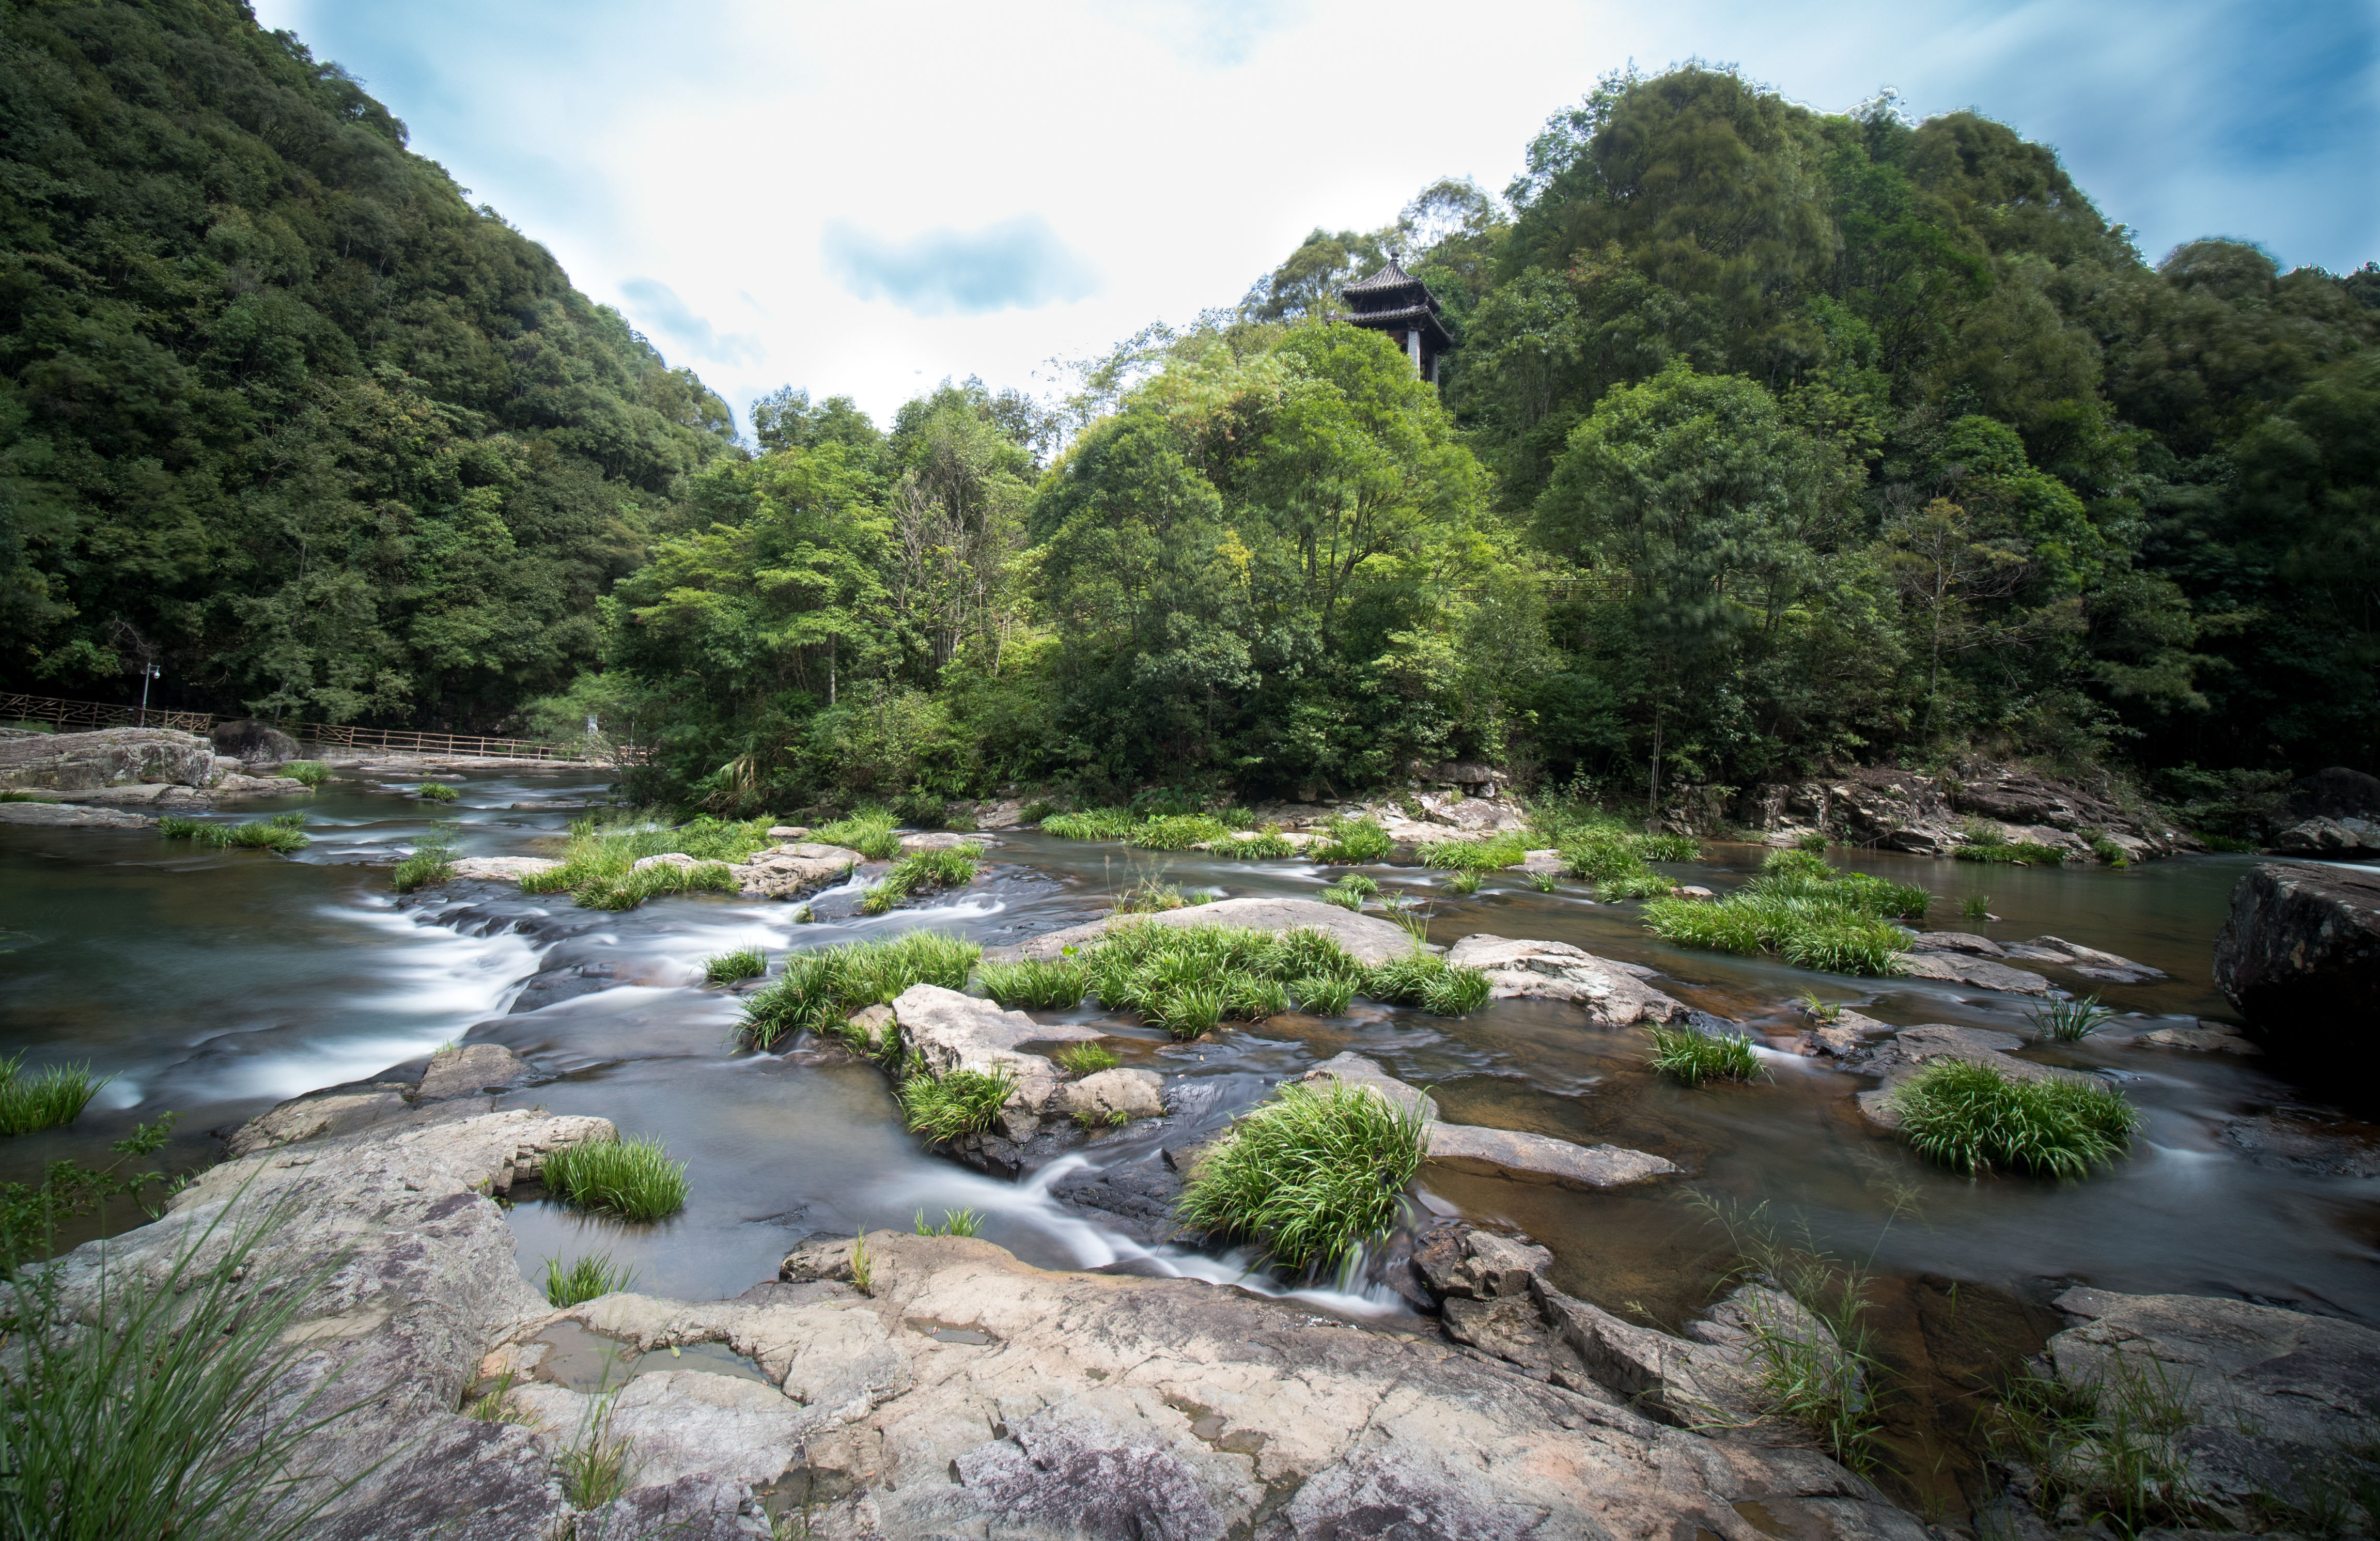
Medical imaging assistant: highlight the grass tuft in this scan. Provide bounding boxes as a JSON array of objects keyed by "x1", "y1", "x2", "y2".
[
  {"x1": 545, "y1": 1252, "x2": 639, "y2": 1306},
  {"x1": 0, "y1": 1053, "x2": 107, "y2": 1135},
  {"x1": 281, "y1": 760, "x2": 331, "y2": 788},
  {"x1": 541, "y1": 1133, "x2": 689, "y2": 1221},
  {"x1": 1082, "y1": 923, "x2": 1371, "y2": 1037},
  {"x1": 1292, "y1": 974, "x2": 1356, "y2": 1015},
  {"x1": 1954, "y1": 827, "x2": 2067, "y2": 865},
  {"x1": 860, "y1": 844, "x2": 979, "y2": 914},
  {"x1": 556, "y1": 1395, "x2": 635, "y2": 1508},
  {"x1": 160, "y1": 814, "x2": 310, "y2": 854},
  {"x1": 899, "y1": 1066, "x2": 1018, "y2": 1142},
  {"x1": 1054, "y1": 1042, "x2": 1118, "y2": 1076},
  {"x1": 739, "y1": 932, "x2": 980, "y2": 1050},
  {"x1": 1445, "y1": 868, "x2": 1482, "y2": 895},
  {"x1": 1962, "y1": 892, "x2": 1991, "y2": 920},
  {"x1": 517, "y1": 810, "x2": 770, "y2": 909},
  {"x1": 1115, "y1": 877, "x2": 1191, "y2": 913},
  {"x1": 1311, "y1": 815, "x2": 1391, "y2": 864},
  {"x1": 1891, "y1": 1061, "x2": 2140, "y2": 1178},
  {"x1": 392, "y1": 824, "x2": 458, "y2": 893},
  {"x1": 1209, "y1": 830, "x2": 1295, "y2": 859},
  {"x1": 1646, "y1": 1026, "x2": 1763, "y2": 1086},
  {"x1": 1040, "y1": 806, "x2": 1134, "y2": 840},
  {"x1": 2028, "y1": 994, "x2": 2116, "y2": 1041},
  {"x1": 1128, "y1": 814, "x2": 1232, "y2": 850},
  {"x1": 979, "y1": 958, "x2": 1088, "y2": 1010},
  {"x1": 704, "y1": 945, "x2": 767, "y2": 985},
  {"x1": 1174, "y1": 1081, "x2": 1427, "y2": 1274},
  {"x1": 1414, "y1": 832, "x2": 1528, "y2": 871},
  {"x1": 1643, "y1": 852, "x2": 1922, "y2": 977},
  {"x1": 414, "y1": 782, "x2": 460, "y2": 802},
  {"x1": 813, "y1": 806, "x2": 901, "y2": 860},
  {"x1": 914, "y1": 1207, "x2": 983, "y2": 1237},
  {"x1": 1990, "y1": 1357, "x2": 2220, "y2": 1536}
]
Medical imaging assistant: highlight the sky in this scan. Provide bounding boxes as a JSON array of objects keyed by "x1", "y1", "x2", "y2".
[{"x1": 251, "y1": 0, "x2": 2380, "y2": 438}]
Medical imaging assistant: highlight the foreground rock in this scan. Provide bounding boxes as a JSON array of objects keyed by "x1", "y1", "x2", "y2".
[
  {"x1": 1444, "y1": 933, "x2": 1686, "y2": 1025},
  {"x1": 2214, "y1": 863, "x2": 2380, "y2": 1072},
  {"x1": 988, "y1": 894, "x2": 1421, "y2": 967},
  {"x1": 223, "y1": 1042, "x2": 539, "y2": 1157},
  {"x1": 0, "y1": 799, "x2": 157, "y2": 828},
  {"x1": 2044, "y1": 1287, "x2": 2380, "y2": 1516},
  {"x1": 0, "y1": 725, "x2": 219, "y2": 790}
]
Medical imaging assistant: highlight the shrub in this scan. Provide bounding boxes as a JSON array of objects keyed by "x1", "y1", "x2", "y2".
[
  {"x1": 860, "y1": 845, "x2": 979, "y2": 914},
  {"x1": 980, "y1": 959, "x2": 1088, "y2": 1010},
  {"x1": 1890, "y1": 1061, "x2": 2140, "y2": 1178},
  {"x1": 545, "y1": 1253, "x2": 639, "y2": 1306},
  {"x1": 1017, "y1": 799, "x2": 1058, "y2": 826},
  {"x1": 392, "y1": 826, "x2": 458, "y2": 893},
  {"x1": 739, "y1": 932, "x2": 980, "y2": 1049},
  {"x1": 1647, "y1": 1026, "x2": 1763, "y2": 1086},
  {"x1": 1054, "y1": 1042, "x2": 1118, "y2": 1075},
  {"x1": 415, "y1": 782, "x2": 460, "y2": 802},
  {"x1": 2028, "y1": 995, "x2": 2117, "y2": 1041},
  {"x1": 1041, "y1": 807, "x2": 1134, "y2": 840},
  {"x1": 1128, "y1": 814, "x2": 1232, "y2": 850},
  {"x1": 1311, "y1": 816, "x2": 1391, "y2": 863},
  {"x1": 281, "y1": 760, "x2": 331, "y2": 788},
  {"x1": 1414, "y1": 832, "x2": 1527, "y2": 871},
  {"x1": 703, "y1": 945, "x2": 766, "y2": 985},
  {"x1": 1174, "y1": 1081, "x2": 1428, "y2": 1273},
  {"x1": 1446, "y1": 868, "x2": 1481, "y2": 895},
  {"x1": 541, "y1": 1134, "x2": 690, "y2": 1221},
  {"x1": 813, "y1": 806, "x2": 902, "y2": 860},
  {"x1": 0, "y1": 1054, "x2": 106, "y2": 1135},
  {"x1": 899, "y1": 1067, "x2": 1017, "y2": 1142}
]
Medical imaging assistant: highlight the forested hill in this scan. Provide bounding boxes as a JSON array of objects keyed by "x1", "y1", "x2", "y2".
[{"x1": 0, "y1": 0, "x2": 735, "y2": 728}]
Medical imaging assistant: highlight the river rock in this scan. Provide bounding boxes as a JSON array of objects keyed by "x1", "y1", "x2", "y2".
[
  {"x1": 0, "y1": 726, "x2": 219, "y2": 791},
  {"x1": 2213, "y1": 862, "x2": 2380, "y2": 1067},
  {"x1": 211, "y1": 771, "x2": 309, "y2": 796},
  {"x1": 2046, "y1": 1286, "x2": 2380, "y2": 1513},
  {"x1": 897, "y1": 830, "x2": 988, "y2": 853},
  {"x1": 1908, "y1": 931, "x2": 2004, "y2": 958},
  {"x1": 2275, "y1": 814, "x2": 2380, "y2": 853},
  {"x1": 1894, "y1": 952, "x2": 2054, "y2": 994},
  {"x1": 0, "y1": 799, "x2": 156, "y2": 827},
  {"x1": 890, "y1": 984, "x2": 1102, "y2": 1142},
  {"x1": 2132, "y1": 1023, "x2": 2261, "y2": 1054},
  {"x1": 223, "y1": 1085, "x2": 414, "y2": 1157},
  {"x1": 988, "y1": 895, "x2": 1421, "y2": 967},
  {"x1": 416, "y1": 1042, "x2": 534, "y2": 1101},
  {"x1": 212, "y1": 718, "x2": 303, "y2": 762},
  {"x1": 765, "y1": 824, "x2": 810, "y2": 839},
  {"x1": 1534, "y1": 1277, "x2": 1852, "y2": 1433},
  {"x1": 2000, "y1": 935, "x2": 2169, "y2": 983},
  {"x1": 630, "y1": 851, "x2": 705, "y2": 873},
  {"x1": 1853, "y1": 1023, "x2": 2098, "y2": 1128},
  {"x1": 1444, "y1": 934, "x2": 1687, "y2": 1025},
  {"x1": 728, "y1": 845, "x2": 855, "y2": 899},
  {"x1": 1300, "y1": 1050, "x2": 1440, "y2": 1118},
  {"x1": 1061, "y1": 1067, "x2": 1165, "y2": 1123},
  {"x1": 447, "y1": 855, "x2": 563, "y2": 882}
]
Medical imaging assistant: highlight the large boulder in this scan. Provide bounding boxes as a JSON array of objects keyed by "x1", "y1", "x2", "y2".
[
  {"x1": 2213, "y1": 863, "x2": 2380, "y2": 1070},
  {"x1": 0, "y1": 800, "x2": 156, "y2": 828},
  {"x1": 1443, "y1": 935, "x2": 1686, "y2": 1025},
  {"x1": 2282, "y1": 765, "x2": 2380, "y2": 823},
  {"x1": 211, "y1": 718, "x2": 302, "y2": 764},
  {"x1": 2274, "y1": 815, "x2": 2380, "y2": 854},
  {"x1": 987, "y1": 895, "x2": 1420, "y2": 968},
  {"x1": 0, "y1": 726, "x2": 218, "y2": 790}
]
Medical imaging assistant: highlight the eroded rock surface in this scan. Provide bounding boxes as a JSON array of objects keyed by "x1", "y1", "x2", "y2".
[
  {"x1": 0, "y1": 726, "x2": 219, "y2": 790},
  {"x1": 1895, "y1": 952, "x2": 2054, "y2": 994},
  {"x1": 0, "y1": 799, "x2": 155, "y2": 827},
  {"x1": 446, "y1": 855, "x2": 563, "y2": 882},
  {"x1": 2214, "y1": 863, "x2": 2380, "y2": 1070},
  {"x1": 1444, "y1": 933, "x2": 1687, "y2": 1025},
  {"x1": 727, "y1": 843, "x2": 856, "y2": 899},
  {"x1": 988, "y1": 895, "x2": 1420, "y2": 967}
]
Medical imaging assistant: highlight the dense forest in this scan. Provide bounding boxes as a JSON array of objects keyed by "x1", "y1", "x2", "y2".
[{"x1": 3, "y1": 3, "x2": 2372, "y2": 817}]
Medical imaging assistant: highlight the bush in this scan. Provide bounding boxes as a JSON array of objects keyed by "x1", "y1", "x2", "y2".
[
  {"x1": 814, "y1": 806, "x2": 902, "y2": 860},
  {"x1": 739, "y1": 933, "x2": 980, "y2": 1049},
  {"x1": 415, "y1": 782, "x2": 460, "y2": 802},
  {"x1": 979, "y1": 959, "x2": 1088, "y2": 1010},
  {"x1": 1311, "y1": 816, "x2": 1391, "y2": 864},
  {"x1": 860, "y1": 845, "x2": 979, "y2": 915},
  {"x1": 1054, "y1": 1042, "x2": 1118, "y2": 1075},
  {"x1": 1041, "y1": 807, "x2": 1134, "y2": 840},
  {"x1": 703, "y1": 945, "x2": 766, "y2": 985},
  {"x1": 0, "y1": 1054, "x2": 105, "y2": 1135},
  {"x1": 1647, "y1": 1026, "x2": 1762, "y2": 1086},
  {"x1": 545, "y1": 1253, "x2": 639, "y2": 1306},
  {"x1": 1414, "y1": 833, "x2": 1528, "y2": 871},
  {"x1": 282, "y1": 760, "x2": 331, "y2": 788},
  {"x1": 899, "y1": 1067, "x2": 1017, "y2": 1142},
  {"x1": 541, "y1": 1134, "x2": 689, "y2": 1221},
  {"x1": 1174, "y1": 1081, "x2": 1428, "y2": 1273},
  {"x1": 391, "y1": 826, "x2": 458, "y2": 893},
  {"x1": 1128, "y1": 814, "x2": 1231, "y2": 850},
  {"x1": 1889, "y1": 1061, "x2": 2140, "y2": 1178}
]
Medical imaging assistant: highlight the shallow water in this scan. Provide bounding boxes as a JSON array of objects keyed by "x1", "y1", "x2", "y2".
[{"x1": 6, "y1": 785, "x2": 2375, "y2": 1415}]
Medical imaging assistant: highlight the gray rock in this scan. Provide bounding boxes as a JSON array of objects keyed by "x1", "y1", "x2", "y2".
[
  {"x1": 1853, "y1": 1023, "x2": 2100, "y2": 1128},
  {"x1": 571, "y1": 1474, "x2": 768, "y2": 1541},
  {"x1": 2213, "y1": 862, "x2": 2380, "y2": 1067},
  {"x1": 727, "y1": 848, "x2": 854, "y2": 900},
  {"x1": 212, "y1": 719, "x2": 303, "y2": 763},
  {"x1": 2047, "y1": 1287, "x2": 2380, "y2": 1510},
  {"x1": 0, "y1": 800, "x2": 156, "y2": 828},
  {"x1": 1411, "y1": 1225, "x2": 1553, "y2": 1301},
  {"x1": 987, "y1": 895, "x2": 1421, "y2": 967},
  {"x1": 446, "y1": 855, "x2": 563, "y2": 882},
  {"x1": 223, "y1": 1086, "x2": 413, "y2": 1158},
  {"x1": 1894, "y1": 952, "x2": 2055, "y2": 994},
  {"x1": 765, "y1": 824, "x2": 810, "y2": 839},
  {"x1": 1908, "y1": 931, "x2": 2004, "y2": 958},
  {"x1": 0, "y1": 726, "x2": 218, "y2": 790},
  {"x1": 2132, "y1": 1024, "x2": 2261, "y2": 1054},
  {"x1": 1299, "y1": 1050, "x2": 1440, "y2": 1118},
  {"x1": 630, "y1": 851, "x2": 706, "y2": 873},
  {"x1": 1061, "y1": 1067, "x2": 1165, "y2": 1122},
  {"x1": 890, "y1": 984, "x2": 1102, "y2": 1141},
  {"x1": 416, "y1": 1042, "x2": 533, "y2": 1101},
  {"x1": 2275, "y1": 815, "x2": 2380, "y2": 853},
  {"x1": 1426, "y1": 1124, "x2": 1682, "y2": 1190},
  {"x1": 1443, "y1": 933, "x2": 1687, "y2": 1025},
  {"x1": 896, "y1": 830, "x2": 984, "y2": 852}
]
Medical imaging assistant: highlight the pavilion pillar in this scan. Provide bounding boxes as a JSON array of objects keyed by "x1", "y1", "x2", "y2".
[{"x1": 1406, "y1": 330, "x2": 1421, "y2": 370}]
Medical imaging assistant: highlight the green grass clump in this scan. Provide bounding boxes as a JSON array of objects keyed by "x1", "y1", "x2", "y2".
[
  {"x1": 914, "y1": 1208, "x2": 983, "y2": 1237},
  {"x1": 860, "y1": 845, "x2": 979, "y2": 914},
  {"x1": 1954, "y1": 833, "x2": 2067, "y2": 865},
  {"x1": 739, "y1": 932, "x2": 980, "y2": 1050},
  {"x1": 1446, "y1": 868, "x2": 1482, "y2": 895},
  {"x1": 899, "y1": 1066, "x2": 1018, "y2": 1142},
  {"x1": 1292, "y1": 974, "x2": 1356, "y2": 1015},
  {"x1": 1646, "y1": 1026, "x2": 1763, "y2": 1086},
  {"x1": 1794, "y1": 829, "x2": 1828, "y2": 852},
  {"x1": 1362, "y1": 949, "x2": 1494, "y2": 1016},
  {"x1": 1209, "y1": 830, "x2": 1295, "y2": 859},
  {"x1": 1083, "y1": 922, "x2": 1367, "y2": 1038},
  {"x1": 2026, "y1": 994, "x2": 2117, "y2": 1041},
  {"x1": 1174, "y1": 1081, "x2": 1428, "y2": 1274},
  {"x1": 1041, "y1": 807, "x2": 1135, "y2": 840},
  {"x1": 281, "y1": 760, "x2": 331, "y2": 788},
  {"x1": 545, "y1": 1252, "x2": 639, "y2": 1306},
  {"x1": 392, "y1": 825, "x2": 459, "y2": 893},
  {"x1": 1115, "y1": 877, "x2": 1191, "y2": 913},
  {"x1": 415, "y1": 782, "x2": 460, "y2": 802},
  {"x1": 811, "y1": 805, "x2": 901, "y2": 860},
  {"x1": 1558, "y1": 830, "x2": 1672, "y2": 895},
  {"x1": 1311, "y1": 815, "x2": 1391, "y2": 864},
  {"x1": 1637, "y1": 831, "x2": 1701, "y2": 862},
  {"x1": 0, "y1": 1054, "x2": 106, "y2": 1135},
  {"x1": 980, "y1": 959, "x2": 1088, "y2": 1010},
  {"x1": 1890, "y1": 1061, "x2": 2140, "y2": 1178},
  {"x1": 1644, "y1": 852, "x2": 1924, "y2": 977},
  {"x1": 1594, "y1": 868, "x2": 1676, "y2": 901},
  {"x1": 1054, "y1": 1042, "x2": 1118, "y2": 1075},
  {"x1": 516, "y1": 811, "x2": 769, "y2": 908},
  {"x1": 541, "y1": 1134, "x2": 689, "y2": 1221},
  {"x1": 1989, "y1": 1358, "x2": 2233, "y2": 1537},
  {"x1": 1128, "y1": 814, "x2": 1232, "y2": 850},
  {"x1": 160, "y1": 815, "x2": 309, "y2": 855},
  {"x1": 1414, "y1": 832, "x2": 1528, "y2": 871},
  {"x1": 1962, "y1": 893, "x2": 1992, "y2": 920},
  {"x1": 703, "y1": 945, "x2": 766, "y2": 985},
  {"x1": 0, "y1": 790, "x2": 56, "y2": 803}
]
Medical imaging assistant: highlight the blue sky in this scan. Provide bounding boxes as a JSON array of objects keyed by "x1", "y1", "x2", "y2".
[{"x1": 252, "y1": 0, "x2": 2379, "y2": 433}]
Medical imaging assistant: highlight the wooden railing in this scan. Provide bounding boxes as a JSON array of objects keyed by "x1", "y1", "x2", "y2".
[{"x1": 1, "y1": 692, "x2": 613, "y2": 763}]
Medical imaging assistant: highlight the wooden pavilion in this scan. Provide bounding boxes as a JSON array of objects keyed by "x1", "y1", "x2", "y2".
[{"x1": 1341, "y1": 258, "x2": 1452, "y2": 382}]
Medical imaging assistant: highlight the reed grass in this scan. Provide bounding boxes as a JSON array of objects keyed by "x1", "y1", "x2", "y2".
[
  {"x1": 556, "y1": 1394, "x2": 635, "y2": 1507},
  {"x1": 2028, "y1": 994, "x2": 2117, "y2": 1041},
  {"x1": 544, "y1": 1252, "x2": 640, "y2": 1306},
  {"x1": 160, "y1": 814, "x2": 310, "y2": 854},
  {"x1": 1890, "y1": 1061, "x2": 2140, "y2": 1178},
  {"x1": 898, "y1": 1066, "x2": 1018, "y2": 1142},
  {"x1": 0, "y1": 1197, "x2": 373, "y2": 1538},
  {"x1": 1990, "y1": 1357, "x2": 2218, "y2": 1536},
  {"x1": 739, "y1": 932, "x2": 980, "y2": 1049},
  {"x1": 1041, "y1": 807, "x2": 1134, "y2": 840},
  {"x1": 1292, "y1": 973, "x2": 1356, "y2": 1015},
  {"x1": 860, "y1": 845, "x2": 978, "y2": 914},
  {"x1": 414, "y1": 782, "x2": 460, "y2": 802},
  {"x1": 1114, "y1": 877, "x2": 1190, "y2": 913},
  {"x1": 0, "y1": 790, "x2": 56, "y2": 802},
  {"x1": 914, "y1": 1208, "x2": 983, "y2": 1237},
  {"x1": 1637, "y1": 831, "x2": 1700, "y2": 862},
  {"x1": 1446, "y1": 868, "x2": 1482, "y2": 895},
  {"x1": 281, "y1": 760, "x2": 331, "y2": 788},
  {"x1": 1414, "y1": 832, "x2": 1528, "y2": 871},
  {"x1": 812, "y1": 806, "x2": 901, "y2": 860},
  {"x1": 1127, "y1": 814, "x2": 1232, "y2": 850},
  {"x1": 541, "y1": 1134, "x2": 689, "y2": 1221},
  {"x1": 0, "y1": 1052, "x2": 106, "y2": 1135},
  {"x1": 979, "y1": 959, "x2": 1088, "y2": 1010},
  {"x1": 1644, "y1": 851, "x2": 1922, "y2": 977},
  {"x1": 1209, "y1": 830, "x2": 1295, "y2": 859},
  {"x1": 1794, "y1": 829, "x2": 1828, "y2": 852},
  {"x1": 1317, "y1": 885, "x2": 1363, "y2": 911},
  {"x1": 703, "y1": 945, "x2": 767, "y2": 985},
  {"x1": 1962, "y1": 893, "x2": 1992, "y2": 920},
  {"x1": 1646, "y1": 1026, "x2": 1763, "y2": 1085},
  {"x1": 516, "y1": 810, "x2": 767, "y2": 909},
  {"x1": 1174, "y1": 1081, "x2": 1427, "y2": 1273},
  {"x1": 1954, "y1": 830, "x2": 2067, "y2": 865},
  {"x1": 1054, "y1": 1042, "x2": 1118, "y2": 1075}
]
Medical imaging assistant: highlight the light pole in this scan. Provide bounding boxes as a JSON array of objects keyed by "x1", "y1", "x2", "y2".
[{"x1": 134, "y1": 661, "x2": 161, "y2": 727}]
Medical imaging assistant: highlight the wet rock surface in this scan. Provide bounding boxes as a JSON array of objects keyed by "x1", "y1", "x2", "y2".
[
  {"x1": 0, "y1": 799, "x2": 157, "y2": 827},
  {"x1": 2214, "y1": 863, "x2": 2380, "y2": 1072},
  {"x1": 1443, "y1": 933, "x2": 1688, "y2": 1025},
  {"x1": 0, "y1": 725, "x2": 220, "y2": 790}
]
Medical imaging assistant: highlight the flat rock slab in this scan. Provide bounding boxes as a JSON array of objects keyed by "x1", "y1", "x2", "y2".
[
  {"x1": 1426, "y1": 1124, "x2": 1681, "y2": 1190},
  {"x1": 987, "y1": 895, "x2": 1420, "y2": 967},
  {"x1": 416, "y1": 1042, "x2": 534, "y2": 1101},
  {"x1": 2133, "y1": 1024, "x2": 2261, "y2": 1054},
  {"x1": 1300, "y1": 1051, "x2": 1440, "y2": 1119},
  {"x1": 1442, "y1": 934, "x2": 1686, "y2": 1026},
  {"x1": 1895, "y1": 952, "x2": 2054, "y2": 994},
  {"x1": 0, "y1": 800, "x2": 155, "y2": 827},
  {"x1": 1908, "y1": 931, "x2": 2004, "y2": 958},
  {"x1": 898, "y1": 831, "x2": 990, "y2": 852},
  {"x1": 1061, "y1": 1068, "x2": 1166, "y2": 1122},
  {"x1": 446, "y1": 856, "x2": 562, "y2": 882}
]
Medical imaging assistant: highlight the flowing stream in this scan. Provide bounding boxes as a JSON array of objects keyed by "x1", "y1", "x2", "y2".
[{"x1": 5, "y1": 773, "x2": 2376, "y2": 1504}]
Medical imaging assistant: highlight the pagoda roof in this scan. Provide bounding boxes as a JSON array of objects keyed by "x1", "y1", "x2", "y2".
[
  {"x1": 1343, "y1": 301, "x2": 1453, "y2": 350},
  {"x1": 1344, "y1": 257, "x2": 1425, "y2": 295}
]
